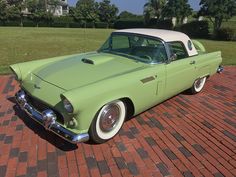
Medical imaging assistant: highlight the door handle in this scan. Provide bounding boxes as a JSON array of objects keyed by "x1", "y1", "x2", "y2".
[{"x1": 190, "y1": 61, "x2": 196, "y2": 65}]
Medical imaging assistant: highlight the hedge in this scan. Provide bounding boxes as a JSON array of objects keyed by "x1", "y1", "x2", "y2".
[
  {"x1": 114, "y1": 19, "x2": 145, "y2": 29},
  {"x1": 215, "y1": 28, "x2": 236, "y2": 41},
  {"x1": 178, "y1": 21, "x2": 209, "y2": 38},
  {"x1": 147, "y1": 19, "x2": 173, "y2": 30},
  {"x1": 95, "y1": 22, "x2": 108, "y2": 28}
]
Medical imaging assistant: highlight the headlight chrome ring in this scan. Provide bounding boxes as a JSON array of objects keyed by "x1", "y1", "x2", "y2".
[{"x1": 63, "y1": 98, "x2": 74, "y2": 113}]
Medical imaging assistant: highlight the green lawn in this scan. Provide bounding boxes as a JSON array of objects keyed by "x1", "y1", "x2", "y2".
[
  {"x1": 0, "y1": 27, "x2": 113, "y2": 74},
  {"x1": 198, "y1": 39, "x2": 236, "y2": 66},
  {"x1": 0, "y1": 27, "x2": 235, "y2": 74}
]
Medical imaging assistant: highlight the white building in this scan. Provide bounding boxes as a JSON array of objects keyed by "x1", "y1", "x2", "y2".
[
  {"x1": 22, "y1": 0, "x2": 69, "y2": 16},
  {"x1": 48, "y1": 0, "x2": 69, "y2": 16}
]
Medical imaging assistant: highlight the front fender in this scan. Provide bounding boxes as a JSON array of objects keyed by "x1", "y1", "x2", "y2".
[
  {"x1": 61, "y1": 65, "x2": 161, "y2": 132},
  {"x1": 62, "y1": 77, "x2": 134, "y2": 132}
]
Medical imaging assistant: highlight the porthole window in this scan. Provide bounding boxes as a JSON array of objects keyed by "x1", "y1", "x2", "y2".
[{"x1": 188, "y1": 40, "x2": 193, "y2": 51}]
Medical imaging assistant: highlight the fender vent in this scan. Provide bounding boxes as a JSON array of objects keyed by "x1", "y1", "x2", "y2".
[{"x1": 82, "y1": 58, "x2": 94, "y2": 65}]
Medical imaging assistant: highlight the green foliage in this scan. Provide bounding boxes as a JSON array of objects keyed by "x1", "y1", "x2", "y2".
[
  {"x1": 7, "y1": 5, "x2": 21, "y2": 20},
  {"x1": 6, "y1": 0, "x2": 23, "y2": 6},
  {"x1": 22, "y1": 20, "x2": 36, "y2": 27},
  {"x1": 69, "y1": 22, "x2": 82, "y2": 28},
  {"x1": 199, "y1": 0, "x2": 236, "y2": 33},
  {"x1": 178, "y1": 21, "x2": 209, "y2": 38},
  {"x1": 114, "y1": 19, "x2": 145, "y2": 29},
  {"x1": 147, "y1": 19, "x2": 173, "y2": 29},
  {"x1": 162, "y1": 0, "x2": 192, "y2": 25},
  {"x1": 0, "y1": 0, "x2": 8, "y2": 22},
  {"x1": 4, "y1": 21, "x2": 21, "y2": 26},
  {"x1": 95, "y1": 22, "x2": 108, "y2": 28},
  {"x1": 98, "y1": 0, "x2": 118, "y2": 24},
  {"x1": 119, "y1": 11, "x2": 143, "y2": 20},
  {"x1": 215, "y1": 28, "x2": 236, "y2": 41},
  {"x1": 75, "y1": 0, "x2": 99, "y2": 22},
  {"x1": 144, "y1": 0, "x2": 166, "y2": 23}
]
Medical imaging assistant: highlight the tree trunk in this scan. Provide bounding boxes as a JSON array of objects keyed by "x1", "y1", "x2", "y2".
[{"x1": 213, "y1": 17, "x2": 223, "y2": 35}]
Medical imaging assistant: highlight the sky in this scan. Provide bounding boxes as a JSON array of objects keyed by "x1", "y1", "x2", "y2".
[{"x1": 68, "y1": 0, "x2": 201, "y2": 14}]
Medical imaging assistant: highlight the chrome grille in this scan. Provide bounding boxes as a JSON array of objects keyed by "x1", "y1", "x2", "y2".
[{"x1": 23, "y1": 90, "x2": 64, "y2": 124}]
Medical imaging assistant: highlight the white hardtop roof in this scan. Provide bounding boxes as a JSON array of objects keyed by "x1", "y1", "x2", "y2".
[
  {"x1": 114, "y1": 28, "x2": 198, "y2": 56},
  {"x1": 115, "y1": 28, "x2": 189, "y2": 42}
]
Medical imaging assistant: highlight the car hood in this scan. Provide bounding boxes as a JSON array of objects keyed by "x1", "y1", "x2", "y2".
[{"x1": 33, "y1": 52, "x2": 145, "y2": 90}]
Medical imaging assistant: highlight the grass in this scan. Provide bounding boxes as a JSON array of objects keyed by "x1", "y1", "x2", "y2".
[
  {"x1": 0, "y1": 27, "x2": 235, "y2": 74},
  {"x1": 0, "y1": 27, "x2": 113, "y2": 74},
  {"x1": 199, "y1": 39, "x2": 236, "y2": 66}
]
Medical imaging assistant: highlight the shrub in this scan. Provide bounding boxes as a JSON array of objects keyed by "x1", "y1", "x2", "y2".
[
  {"x1": 51, "y1": 22, "x2": 68, "y2": 28},
  {"x1": 179, "y1": 21, "x2": 209, "y2": 38},
  {"x1": 114, "y1": 19, "x2": 144, "y2": 29},
  {"x1": 23, "y1": 20, "x2": 36, "y2": 27},
  {"x1": 53, "y1": 16, "x2": 74, "y2": 23},
  {"x1": 215, "y1": 28, "x2": 236, "y2": 41},
  {"x1": 69, "y1": 22, "x2": 82, "y2": 28},
  {"x1": 85, "y1": 22, "x2": 95, "y2": 28},
  {"x1": 4, "y1": 21, "x2": 20, "y2": 27},
  {"x1": 95, "y1": 22, "x2": 108, "y2": 28},
  {"x1": 38, "y1": 22, "x2": 51, "y2": 27},
  {"x1": 147, "y1": 19, "x2": 173, "y2": 30}
]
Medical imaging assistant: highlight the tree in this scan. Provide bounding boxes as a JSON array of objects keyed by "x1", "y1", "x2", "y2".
[
  {"x1": 98, "y1": 0, "x2": 118, "y2": 25},
  {"x1": 25, "y1": 0, "x2": 53, "y2": 26},
  {"x1": 75, "y1": 0, "x2": 99, "y2": 24},
  {"x1": 6, "y1": 4, "x2": 21, "y2": 21},
  {"x1": 0, "y1": 0, "x2": 8, "y2": 22},
  {"x1": 119, "y1": 11, "x2": 141, "y2": 19},
  {"x1": 6, "y1": 0, "x2": 23, "y2": 6},
  {"x1": 162, "y1": 0, "x2": 192, "y2": 25},
  {"x1": 199, "y1": 0, "x2": 236, "y2": 34},
  {"x1": 144, "y1": 0, "x2": 166, "y2": 23}
]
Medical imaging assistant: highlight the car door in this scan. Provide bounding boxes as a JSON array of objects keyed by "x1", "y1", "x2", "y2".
[{"x1": 165, "y1": 41, "x2": 196, "y2": 97}]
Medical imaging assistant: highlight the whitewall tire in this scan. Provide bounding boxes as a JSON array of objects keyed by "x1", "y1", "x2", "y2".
[
  {"x1": 89, "y1": 100, "x2": 126, "y2": 143},
  {"x1": 190, "y1": 77, "x2": 207, "y2": 94}
]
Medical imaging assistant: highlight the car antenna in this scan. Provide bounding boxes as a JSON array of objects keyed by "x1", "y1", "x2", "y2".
[{"x1": 83, "y1": 22, "x2": 87, "y2": 53}]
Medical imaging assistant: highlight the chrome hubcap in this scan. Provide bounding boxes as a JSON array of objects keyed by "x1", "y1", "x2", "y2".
[
  {"x1": 99, "y1": 103, "x2": 120, "y2": 132},
  {"x1": 195, "y1": 78, "x2": 205, "y2": 89},
  {"x1": 195, "y1": 79, "x2": 203, "y2": 89}
]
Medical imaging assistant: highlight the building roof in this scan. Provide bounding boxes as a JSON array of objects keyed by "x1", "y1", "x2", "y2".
[{"x1": 114, "y1": 29, "x2": 198, "y2": 56}]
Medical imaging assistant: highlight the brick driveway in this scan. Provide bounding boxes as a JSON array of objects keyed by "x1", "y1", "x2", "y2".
[{"x1": 0, "y1": 67, "x2": 235, "y2": 177}]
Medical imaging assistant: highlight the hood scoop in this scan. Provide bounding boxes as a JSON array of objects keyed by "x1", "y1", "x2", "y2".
[
  {"x1": 81, "y1": 55, "x2": 114, "y2": 65},
  {"x1": 82, "y1": 58, "x2": 94, "y2": 65}
]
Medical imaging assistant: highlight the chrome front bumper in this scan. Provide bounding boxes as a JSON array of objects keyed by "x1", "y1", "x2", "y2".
[{"x1": 15, "y1": 90, "x2": 89, "y2": 144}]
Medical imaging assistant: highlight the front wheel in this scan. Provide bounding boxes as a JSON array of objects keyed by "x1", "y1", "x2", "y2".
[
  {"x1": 189, "y1": 77, "x2": 207, "y2": 94},
  {"x1": 89, "y1": 100, "x2": 126, "y2": 144}
]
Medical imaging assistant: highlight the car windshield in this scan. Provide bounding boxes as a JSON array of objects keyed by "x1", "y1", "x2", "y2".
[{"x1": 98, "y1": 33, "x2": 167, "y2": 64}]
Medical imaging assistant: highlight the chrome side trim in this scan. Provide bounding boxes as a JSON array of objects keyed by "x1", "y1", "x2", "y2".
[{"x1": 15, "y1": 90, "x2": 89, "y2": 144}]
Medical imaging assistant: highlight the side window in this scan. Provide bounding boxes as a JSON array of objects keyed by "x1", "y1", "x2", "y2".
[
  {"x1": 168, "y1": 42, "x2": 188, "y2": 60},
  {"x1": 129, "y1": 37, "x2": 167, "y2": 63},
  {"x1": 112, "y1": 35, "x2": 130, "y2": 50}
]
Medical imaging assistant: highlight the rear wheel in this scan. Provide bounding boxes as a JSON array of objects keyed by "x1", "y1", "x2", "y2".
[
  {"x1": 89, "y1": 100, "x2": 126, "y2": 143},
  {"x1": 189, "y1": 77, "x2": 207, "y2": 94}
]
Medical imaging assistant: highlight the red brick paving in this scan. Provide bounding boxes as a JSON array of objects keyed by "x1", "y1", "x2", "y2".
[{"x1": 0, "y1": 67, "x2": 236, "y2": 177}]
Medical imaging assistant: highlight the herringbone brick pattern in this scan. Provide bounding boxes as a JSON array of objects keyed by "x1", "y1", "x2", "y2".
[{"x1": 0, "y1": 67, "x2": 235, "y2": 177}]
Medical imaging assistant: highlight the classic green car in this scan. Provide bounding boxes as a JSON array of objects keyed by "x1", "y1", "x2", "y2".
[{"x1": 10, "y1": 29, "x2": 223, "y2": 144}]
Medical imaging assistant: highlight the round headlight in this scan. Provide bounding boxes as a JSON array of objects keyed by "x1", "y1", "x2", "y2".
[{"x1": 63, "y1": 98, "x2": 74, "y2": 113}]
